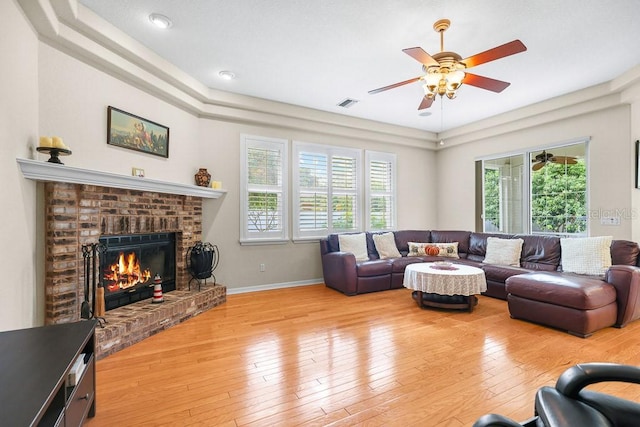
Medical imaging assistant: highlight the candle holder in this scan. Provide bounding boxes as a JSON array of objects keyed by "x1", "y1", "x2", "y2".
[{"x1": 36, "y1": 147, "x2": 72, "y2": 164}]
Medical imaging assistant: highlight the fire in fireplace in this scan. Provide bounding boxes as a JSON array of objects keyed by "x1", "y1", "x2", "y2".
[{"x1": 99, "y1": 233, "x2": 176, "y2": 310}]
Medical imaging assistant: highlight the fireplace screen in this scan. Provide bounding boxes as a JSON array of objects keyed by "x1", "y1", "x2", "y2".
[{"x1": 99, "y1": 233, "x2": 176, "y2": 310}]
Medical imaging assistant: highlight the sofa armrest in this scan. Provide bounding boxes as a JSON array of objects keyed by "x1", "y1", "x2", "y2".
[
  {"x1": 605, "y1": 265, "x2": 640, "y2": 327},
  {"x1": 322, "y1": 251, "x2": 358, "y2": 295}
]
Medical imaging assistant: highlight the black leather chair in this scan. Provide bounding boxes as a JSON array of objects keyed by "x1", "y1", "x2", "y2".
[{"x1": 473, "y1": 363, "x2": 640, "y2": 427}]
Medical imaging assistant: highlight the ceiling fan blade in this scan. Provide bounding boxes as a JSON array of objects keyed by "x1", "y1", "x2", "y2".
[
  {"x1": 463, "y1": 73, "x2": 511, "y2": 93},
  {"x1": 532, "y1": 162, "x2": 545, "y2": 171},
  {"x1": 368, "y1": 76, "x2": 422, "y2": 94},
  {"x1": 550, "y1": 156, "x2": 578, "y2": 164},
  {"x1": 461, "y1": 40, "x2": 527, "y2": 68},
  {"x1": 402, "y1": 47, "x2": 439, "y2": 67},
  {"x1": 418, "y1": 96, "x2": 434, "y2": 110}
]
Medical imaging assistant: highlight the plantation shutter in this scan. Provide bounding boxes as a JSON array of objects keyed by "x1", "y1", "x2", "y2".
[
  {"x1": 293, "y1": 142, "x2": 361, "y2": 239},
  {"x1": 366, "y1": 151, "x2": 396, "y2": 230},
  {"x1": 240, "y1": 135, "x2": 288, "y2": 243}
]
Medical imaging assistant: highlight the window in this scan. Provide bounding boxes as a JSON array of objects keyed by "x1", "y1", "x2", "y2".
[
  {"x1": 240, "y1": 135, "x2": 288, "y2": 244},
  {"x1": 530, "y1": 148, "x2": 587, "y2": 234},
  {"x1": 366, "y1": 151, "x2": 397, "y2": 230},
  {"x1": 478, "y1": 140, "x2": 587, "y2": 236},
  {"x1": 293, "y1": 142, "x2": 361, "y2": 239}
]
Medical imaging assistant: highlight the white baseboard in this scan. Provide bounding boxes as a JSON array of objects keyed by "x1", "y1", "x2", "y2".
[{"x1": 226, "y1": 278, "x2": 323, "y2": 295}]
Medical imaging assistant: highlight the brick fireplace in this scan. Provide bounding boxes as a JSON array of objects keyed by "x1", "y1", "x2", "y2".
[
  {"x1": 44, "y1": 181, "x2": 203, "y2": 323},
  {"x1": 19, "y1": 159, "x2": 226, "y2": 358}
]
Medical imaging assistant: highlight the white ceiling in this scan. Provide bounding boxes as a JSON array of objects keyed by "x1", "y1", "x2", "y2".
[{"x1": 79, "y1": 0, "x2": 640, "y2": 133}]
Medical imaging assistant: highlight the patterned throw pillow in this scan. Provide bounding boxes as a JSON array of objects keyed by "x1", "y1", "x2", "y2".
[
  {"x1": 561, "y1": 236, "x2": 612, "y2": 276},
  {"x1": 338, "y1": 233, "x2": 369, "y2": 261},
  {"x1": 407, "y1": 242, "x2": 429, "y2": 256},
  {"x1": 373, "y1": 232, "x2": 401, "y2": 259},
  {"x1": 408, "y1": 242, "x2": 459, "y2": 258},
  {"x1": 431, "y1": 242, "x2": 460, "y2": 258},
  {"x1": 483, "y1": 237, "x2": 523, "y2": 267}
]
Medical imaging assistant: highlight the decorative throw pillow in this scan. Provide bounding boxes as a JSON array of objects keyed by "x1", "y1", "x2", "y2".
[
  {"x1": 338, "y1": 233, "x2": 369, "y2": 261},
  {"x1": 373, "y1": 232, "x2": 401, "y2": 259},
  {"x1": 483, "y1": 237, "x2": 524, "y2": 267},
  {"x1": 407, "y1": 242, "x2": 429, "y2": 257},
  {"x1": 561, "y1": 236, "x2": 613, "y2": 276},
  {"x1": 432, "y1": 242, "x2": 460, "y2": 259}
]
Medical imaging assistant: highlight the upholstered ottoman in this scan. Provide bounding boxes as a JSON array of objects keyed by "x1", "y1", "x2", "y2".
[{"x1": 505, "y1": 272, "x2": 617, "y2": 337}]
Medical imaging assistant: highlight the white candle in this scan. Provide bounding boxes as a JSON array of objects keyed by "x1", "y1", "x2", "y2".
[
  {"x1": 52, "y1": 136, "x2": 65, "y2": 149},
  {"x1": 39, "y1": 136, "x2": 53, "y2": 148}
]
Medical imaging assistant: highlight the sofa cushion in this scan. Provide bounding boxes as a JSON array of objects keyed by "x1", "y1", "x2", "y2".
[
  {"x1": 515, "y1": 234, "x2": 561, "y2": 271},
  {"x1": 356, "y1": 259, "x2": 393, "y2": 277},
  {"x1": 372, "y1": 232, "x2": 401, "y2": 259},
  {"x1": 483, "y1": 264, "x2": 530, "y2": 283},
  {"x1": 483, "y1": 237, "x2": 524, "y2": 267},
  {"x1": 611, "y1": 240, "x2": 640, "y2": 266},
  {"x1": 390, "y1": 256, "x2": 425, "y2": 273},
  {"x1": 506, "y1": 272, "x2": 616, "y2": 310},
  {"x1": 338, "y1": 233, "x2": 369, "y2": 261},
  {"x1": 561, "y1": 236, "x2": 612, "y2": 276}
]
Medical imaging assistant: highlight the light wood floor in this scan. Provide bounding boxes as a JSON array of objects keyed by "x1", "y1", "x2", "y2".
[{"x1": 85, "y1": 284, "x2": 640, "y2": 426}]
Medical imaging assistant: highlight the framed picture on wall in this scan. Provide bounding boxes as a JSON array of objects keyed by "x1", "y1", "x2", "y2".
[
  {"x1": 636, "y1": 140, "x2": 640, "y2": 189},
  {"x1": 107, "y1": 106, "x2": 169, "y2": 158}
]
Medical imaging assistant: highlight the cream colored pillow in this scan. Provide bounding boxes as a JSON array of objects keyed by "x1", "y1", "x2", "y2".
[
  {"x1": 338, "y1": 233, "x2": 369, "y2": 261},
  {"x1": 373, "y1": 232, "x2": 401, "y2": 259},
  {"x1": 483, "y1": 237, "x2": 523, "y2": 267},
  {"x1": 561, "y1": 236, "x2": 612, "y2": 276},
  {"x1": 432, "y1": 242, "x2": 460, "y2": 259}
]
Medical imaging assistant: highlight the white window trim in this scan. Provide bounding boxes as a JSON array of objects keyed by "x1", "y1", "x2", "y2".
[
  {"x1": 240, "y1": 134, "x2": 289, "y2": 245},
  {"x1": 365, "y1": 150, "x2": 397, "y2": 231},
  {"x1": 292, "y1": 141, "x2": 362, "y2": 241}
]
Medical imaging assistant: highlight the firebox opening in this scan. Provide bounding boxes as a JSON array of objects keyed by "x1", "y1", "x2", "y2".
[{"x1": 99, "y1": 233, "x2": 176, "y2": 310}]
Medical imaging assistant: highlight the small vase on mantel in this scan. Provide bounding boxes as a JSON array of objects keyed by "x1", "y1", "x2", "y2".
[{"x1": 194, "y1": 168, "x2": 211, "y2": 187}]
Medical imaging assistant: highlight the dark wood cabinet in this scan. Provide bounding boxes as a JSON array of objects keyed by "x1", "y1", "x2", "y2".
[{"x1": 0, "y1": 320, "x2": 97, "y2": 426}]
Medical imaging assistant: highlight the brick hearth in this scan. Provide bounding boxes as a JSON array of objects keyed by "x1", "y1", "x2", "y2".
[{"x1": 43, "y1": 181, "x2": 226, "y2": 358}]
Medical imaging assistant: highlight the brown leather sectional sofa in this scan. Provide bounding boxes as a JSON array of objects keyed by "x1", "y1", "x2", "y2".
[{"x1": 319, "y1": 230, "x2": 640, "y2": 337}]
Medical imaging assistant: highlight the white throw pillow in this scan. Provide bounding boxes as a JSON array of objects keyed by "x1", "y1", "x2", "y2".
[
  {"x1": 373, "y1": 232, "x2": 401, "y2": 259},
  {"x1": 561, "y1": 236, "x2": 613, "y2": 276},
  {"x1": 338, "y1": 233, "x2": 369, "y2": 261},
  {"x1": 483, "y1": 237, "x2": 524, "y2": 267}
]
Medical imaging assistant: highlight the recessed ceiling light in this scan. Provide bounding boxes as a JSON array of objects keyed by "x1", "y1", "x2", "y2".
[
  {"x1": 218, "y1": 71, "x2": 236, "y2": 80},
  {"x1": 149, "y1": 13, "x2": 172, "y2": 29}
]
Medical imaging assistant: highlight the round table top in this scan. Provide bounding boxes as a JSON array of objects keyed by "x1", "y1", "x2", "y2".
[{"x1": 403, "y1": 262, "x2": 487, "y2": 296}]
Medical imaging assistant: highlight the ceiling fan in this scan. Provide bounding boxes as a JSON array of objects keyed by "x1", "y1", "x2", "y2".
[
  {"x1": 369, "y1": 19, "x2": 527, "y2": 110},
  {"x1": 532, "y1": 150, "x2": 578, "y2": 171}
]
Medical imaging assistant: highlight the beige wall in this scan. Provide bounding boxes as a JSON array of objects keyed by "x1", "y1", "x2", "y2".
[
  {"x1": 1, "y1": 0, "x2": 41, "y2": 330},
  {"x1": 436, "y1": 105, "x2": 633, "y2": 238}
]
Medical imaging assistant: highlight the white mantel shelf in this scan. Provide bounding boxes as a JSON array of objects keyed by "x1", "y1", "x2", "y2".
[{"x1": 17, "y1": 158, "x2": 226, "y2": 199}]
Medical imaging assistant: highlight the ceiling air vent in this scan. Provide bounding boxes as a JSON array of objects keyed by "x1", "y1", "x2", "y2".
[{"x1": 337, "y1": 98, "x2": 359, "y2": 108}]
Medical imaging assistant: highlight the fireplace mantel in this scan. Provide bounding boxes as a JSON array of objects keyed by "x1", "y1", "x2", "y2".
[{"x1": 17, "y1": 158, "x2": 225, "y2": 199}]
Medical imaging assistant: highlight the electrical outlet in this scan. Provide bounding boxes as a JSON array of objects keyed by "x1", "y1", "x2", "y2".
[
  {"x1": 259, "y1": 263, "x2": 266, "y2": 272},
  {"x1": 600, "y1": 216, "x2": 621, "y2": 226}
]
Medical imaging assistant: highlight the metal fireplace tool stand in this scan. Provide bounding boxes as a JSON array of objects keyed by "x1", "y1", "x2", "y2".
[
  {"x1": 81, "y1": 243, "x2": 107, "y2": 327},
  {"x1": 186, "y1": 241, "x2": 219, "y2": 290}
]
